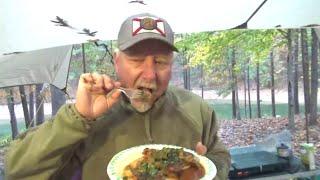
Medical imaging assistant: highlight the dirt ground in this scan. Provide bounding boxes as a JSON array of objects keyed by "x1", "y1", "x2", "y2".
[
  {"x1": 0, "y1": 147, "x2": 5, "y2": 177},
  {"x1": 219, "y1": 116, "x2": 320, "y2": 166}
]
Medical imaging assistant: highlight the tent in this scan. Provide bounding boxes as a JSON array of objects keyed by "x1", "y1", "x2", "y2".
[{"x1": 0, "y1": 45, "x2": 72, "y2": 89}]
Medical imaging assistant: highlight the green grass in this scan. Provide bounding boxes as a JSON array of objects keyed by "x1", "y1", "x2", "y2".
[
  {"x1": 0, "y1": 121, "x2": 26, "y2": 137},
  {"x1": 0, "y1": 100, "x2": 317, "y2": 140},
  {"x1": 207, "y1": 99, "x2": 315, "y2": 120},
  {"x1": 0, "y1": 135, "x2": 11, "y2": 147},
  {"x1": 0, "y1": 121, "x2": 26, "y2": 147}
]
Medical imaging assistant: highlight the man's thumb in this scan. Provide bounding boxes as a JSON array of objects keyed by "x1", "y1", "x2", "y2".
[{"x1": 195, "y1": 141, "x2": 207, "y2": 155}]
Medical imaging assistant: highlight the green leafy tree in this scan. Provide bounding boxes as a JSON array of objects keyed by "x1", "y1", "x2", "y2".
[
  {"x1": 175, "y1": 29, "x2": 286, "y2": 119},
  {"x1": 176, "y1": 30, "x2": 283, "y2": 90}
]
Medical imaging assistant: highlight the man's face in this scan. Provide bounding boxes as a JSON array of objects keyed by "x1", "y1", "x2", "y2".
[{"x1": 114, "y1": 40, "x2": 174, "y2": 112}]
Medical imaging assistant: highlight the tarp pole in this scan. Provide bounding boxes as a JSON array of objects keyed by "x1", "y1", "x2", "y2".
[{"x1": 315, "y1": 28, "x2": 320, "y2": 40}]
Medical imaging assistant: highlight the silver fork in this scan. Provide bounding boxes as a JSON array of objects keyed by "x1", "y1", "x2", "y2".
[{"x1": 117, "y1": 87, "x2": 144, "y2": 100}]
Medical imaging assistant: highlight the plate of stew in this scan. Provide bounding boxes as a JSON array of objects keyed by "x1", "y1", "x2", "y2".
[{"x1": 107, "y1": 144, "x2": 216, "y2": 180}]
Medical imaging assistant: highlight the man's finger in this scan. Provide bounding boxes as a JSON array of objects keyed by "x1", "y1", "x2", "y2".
[
  {"x1": 90, "y1": 73, "x2": 104, "y2": 93},
  {"x1": 195, "y1": 141, "x2": 207, "y2": 155},
  {"x1": 102, "y1": 74, "x2": 114, "y2": 91},
  {"x1": 105, "y1": 89, "x2": 121, "y2": 109},
  {"x1": 114, "y1": 81, "x2": 121, "y2": 88},
  {"x1": 80, "y1": 73, "x2": 94, "y2": 84}
]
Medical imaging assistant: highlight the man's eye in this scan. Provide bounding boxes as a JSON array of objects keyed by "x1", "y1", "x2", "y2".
[
  {"x1": 155, "y1": 57, "x2": 169, "y2": 64},
  {"x1": 129, "y1": 58, "x2": 143, "y2": 62},
  {"x1": 156, "y1": 60, "x2": 166, "y2": 64}
]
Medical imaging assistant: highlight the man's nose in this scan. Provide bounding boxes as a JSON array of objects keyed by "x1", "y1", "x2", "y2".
[{"x1": 141, "y1": 56, "x2": 156, "y2": 80}]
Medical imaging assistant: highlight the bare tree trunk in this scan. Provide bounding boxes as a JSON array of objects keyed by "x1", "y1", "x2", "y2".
[
  {"x1": 6, "y1": 88, "x2": 19, "y2": 139},
  {"x1": 228, "y1": 51, "x2": 235, "y2": 119},
  {"x1": 293, "y1": 30, "x2": 300, "y2": 114},
  {"x1": 50, "y1": 85, "x2": 66, "y2": 116},
  {"x1": 247, "y1": 61, "x2": 252, "y2": 119},
  {"x1": 310, "y1": 29, "x2": 319, "y2": 125},
  {"x1": 287, "y1": 29, "x2": 295, "y2": 130},
  {"x1": 301, "y1": 28, "x2": 311, "y2": 142},
  {"x1": 200, "y1": 65, "x2": 204, "y2": 99},
  {"x1": 270, "y1": 50, "x2": 276, "y2": 117},
  {"x1": 231, "y1": 49, "x2": 239, "y2": 119},
  {"x1": 183, "y1": 55, "x2": 191, "y2": 90},
  {"x1": 244, "y1": 67, "x2": 247, "y2": 118},
  {"x1": 82, "y1": 43, "x2": 87, "y2": 73},
  {"x1": 35, "y1": 84, "x2": 44, "y2": 125},
  {"x1": 232, "y1": 92, "x2": 236, "y2": 119},
  {"x1": 235, "y1": 86, "x2": 241, "y2": 120},
  {"x1": 233, "y1": 50, "x2": 241, "y2": 120},
  {"x1": 256, "y1": 62, "x2": 261, "y2": 118},
  {"x1": 19, "y1": 85, "x2": 31, "y2": 128},
  {"x1": 187, "y1": 60, "x2": 191, "y2": 90},
  {"x1": 183, "y1": 66, "x2": 187, "y2": 90},
  {"x1": 28, "y1": 85, "x2": 35, "y2": 127}
]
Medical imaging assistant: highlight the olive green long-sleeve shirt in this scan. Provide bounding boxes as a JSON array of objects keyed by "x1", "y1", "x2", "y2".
[{"x1": 5, "y1": 86, "x2": 230, "y2": 180}]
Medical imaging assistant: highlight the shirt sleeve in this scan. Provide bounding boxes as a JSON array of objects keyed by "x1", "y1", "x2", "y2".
[
  {"x1": 201, "y1": 102, "x2": 231, "y2": 180},
  {"x1": 5, "y1": 104, "x2": 91, "y2": 180}
]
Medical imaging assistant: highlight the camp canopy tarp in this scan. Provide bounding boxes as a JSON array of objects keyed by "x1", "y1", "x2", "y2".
[
  {"x1": 0, "y1": 45, "x2": 73, "y2": 89},
  {"x1": 0, "y1": 0, "x2": 320, "y2": 89},
  {"x1": 1, "y1": 0, "x2": 320, "y2": 54}
]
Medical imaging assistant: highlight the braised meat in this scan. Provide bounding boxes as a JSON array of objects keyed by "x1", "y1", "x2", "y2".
[{"x1": 123, "y1": 147, "x2": 205, "y2": 180}]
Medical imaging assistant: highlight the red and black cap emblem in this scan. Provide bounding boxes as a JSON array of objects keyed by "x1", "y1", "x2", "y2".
[{"x1": 132, "y1": 17, "x2": 166, "y2": 37}]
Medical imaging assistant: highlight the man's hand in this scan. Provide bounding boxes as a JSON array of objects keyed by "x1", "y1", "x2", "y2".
[
  {"x1": 195, "y1": 142, "x2": 207, "y2": 155},
  {"x1": 75, "y1": 73, "x2": 121, "y2": 120}
]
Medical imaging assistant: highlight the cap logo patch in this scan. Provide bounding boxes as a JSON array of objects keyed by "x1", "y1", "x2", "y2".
[
  {"x1": 132, "y1": 16, "x2": 166, "y2": 37},
  {"x1": 141, "y1": 18, "x2": 156, "y2": 30}
]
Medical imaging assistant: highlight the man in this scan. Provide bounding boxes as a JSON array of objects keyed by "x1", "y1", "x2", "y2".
[{"x1": 5, "y1": 13, "x2": 230, "y2": 179}]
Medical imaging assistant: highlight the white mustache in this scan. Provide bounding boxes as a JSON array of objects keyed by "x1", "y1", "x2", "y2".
[{"x1": 135, "y1": 80, "x2": 157, "y2": 91}]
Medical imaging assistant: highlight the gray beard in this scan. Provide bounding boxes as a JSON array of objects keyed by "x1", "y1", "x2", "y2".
[{"x1": 131, "y1": 100, "x2": 153, "y2": 113}]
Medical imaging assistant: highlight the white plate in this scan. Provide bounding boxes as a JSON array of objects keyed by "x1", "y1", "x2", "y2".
[{"x1": 107, "y1": 144, "x2": 217, "y2": 180}]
